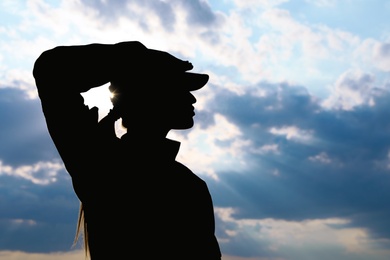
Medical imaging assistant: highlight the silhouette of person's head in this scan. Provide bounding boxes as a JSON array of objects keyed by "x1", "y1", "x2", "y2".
[{"x1": 109, "y1": 47, "x2": 208, "y2": 136}]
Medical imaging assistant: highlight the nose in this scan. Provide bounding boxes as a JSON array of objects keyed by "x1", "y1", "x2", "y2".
[{"x1": 190, "y1": 92, "x2": 196, "y2": 104}]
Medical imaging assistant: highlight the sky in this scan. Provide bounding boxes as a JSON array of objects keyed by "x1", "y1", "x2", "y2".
[{"x1": 1, "y1": 0, "x2": 390, "y2": 259}]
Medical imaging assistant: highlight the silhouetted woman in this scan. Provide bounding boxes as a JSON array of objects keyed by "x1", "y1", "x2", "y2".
[{"x1": 33, "y1": 41, "x2": 221, "y2": 259}]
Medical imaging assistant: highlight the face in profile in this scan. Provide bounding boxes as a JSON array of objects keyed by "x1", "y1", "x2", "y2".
[
  {"x1": 113, "y1": 86, "x2": 197, "y2": 131},
  {"x1": 162, "y1": 88, "x2": 197, "y2": 130}
]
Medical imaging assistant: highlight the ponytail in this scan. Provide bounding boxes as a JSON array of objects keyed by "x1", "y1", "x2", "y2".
[{"x1": 73, "y1": 202, "x2": 89, "y2": 258}]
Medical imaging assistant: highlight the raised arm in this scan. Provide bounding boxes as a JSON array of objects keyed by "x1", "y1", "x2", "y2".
[
  {"x1": 32, "y1": 41, "x2": 147, "y2": 181},
  {"x1": 33, "y1": 41, "x2": 147, "y2": 95}
]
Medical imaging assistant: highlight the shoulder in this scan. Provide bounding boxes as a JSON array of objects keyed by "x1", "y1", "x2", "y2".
[{"x1": 173, "y1": 161, "x2": 207, "y2": 186}]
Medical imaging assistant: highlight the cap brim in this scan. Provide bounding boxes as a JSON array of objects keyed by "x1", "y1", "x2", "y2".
[{"x1": 182, "y1": 72, "x2": 209, "y2": 91}]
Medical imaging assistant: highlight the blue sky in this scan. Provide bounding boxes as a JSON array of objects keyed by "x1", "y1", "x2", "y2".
[{"x1": 1, "y1": 0, "x2": 390, "y2": 259}]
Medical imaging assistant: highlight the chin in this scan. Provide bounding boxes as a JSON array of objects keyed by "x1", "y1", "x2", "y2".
[{"x1": 173, "y1": 120, "x2": 194, "y2": 130}]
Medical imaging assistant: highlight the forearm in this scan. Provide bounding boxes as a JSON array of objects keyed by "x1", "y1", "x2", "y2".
[
  {"x1": 33, "y1": 41, "x2": 149, "y2": 97},
  {"x1": 33, "y1": 43, "x2": 115, "y2": 93}
]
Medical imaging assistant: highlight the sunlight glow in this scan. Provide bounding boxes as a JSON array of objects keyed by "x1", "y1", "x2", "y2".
[{"x1": 81, "y1": 84, "x2": 113, "y2": 119}]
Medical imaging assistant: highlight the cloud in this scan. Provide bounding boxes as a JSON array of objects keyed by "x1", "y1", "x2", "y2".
[
  {"x1": 305, "y1": 0, "x2": 337, "y2": 7},
  {"x1": 78, "y1": 0, "x2": 223, "y2": 32},
  {"x1": 214, "y1": 207, "x2": 390, "y2": 260},
  {"x1": 354, "y1": 39, "x2": 390, "y2": 73},
  {"x1": 170, "y1": 113, "x2": 251, "y2": 180},
  {"x1": 0, "y1": 69, "x2": 38, "y2": 99},
  {"x1": 2, "y1": 1, "x2": 390, "y2": 258},
  {"x1": 322, "y1": 69, "x2": 376, "y2": 110},
  {"x1": 0, "y1": 160, "x2": 63, "y2": 185},
  {"x1": 232, "y1": 0, "x2": 289, "y2": 9},
  {"x1": 0, "y1": 251, "x2": 285, "y2": 260},
  {"x1": 0, "y1": 88, "x2": 79, "y2": 253},
  {"x1": 372, "y1": 42, "x2": 390, "y2": 72},
  {"x1": 308, "y1": 152, "x2": 332, "y2": 164},
  {"x1": 0, "y1": 250, "x2": 85, "y2": 260},
  {"x1": 178, "y1": 0, "x2": 222, "y2": 27},
  {"x1": 196, "y1": 80, "x2": 390, "y2": 256},
  {"x1": 269, "y1": 125, "x2": 314, "y2": 142},
  {"x1": 78, "y1": 0, "x2": 176, "y2": 31},
  {"x1": 0, "y1": 167, "x2": 79, "y2": 252},
  {"x1": 0, "y1": 88, "x2": 59, "y2": 166}
]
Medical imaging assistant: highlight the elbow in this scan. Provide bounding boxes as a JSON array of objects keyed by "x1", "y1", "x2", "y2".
[
  {"x1": 33, "y1": 49, "x2": 53, "y2": 89},
  {"x1": 33, "y1": 47, "x2": 64, "y2": 89}
]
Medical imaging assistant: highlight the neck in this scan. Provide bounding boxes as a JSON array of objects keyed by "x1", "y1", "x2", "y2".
[{"x1": 125, "y1": 127, "x2": 170, "y2": 142}]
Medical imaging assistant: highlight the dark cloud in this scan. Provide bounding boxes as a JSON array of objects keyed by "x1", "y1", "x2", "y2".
[
  {"x1": 0, "y1": 218, "x2": 77, "y2": 252},
  {"x1": 193, "y1": 109, "x2": 216, "y2": 129},
  {"x1": 79, "y1": 0, "x2": 223, "y2": 33},
  {"x1": 0, "y1": 169, "x2": 79, "y2": 252},
  {"x1": 79, "y1": 0, "x2": 176, "y2": 31},
  {"x1": 0, "y1": 88, "x2": 59, "y2": 166},
  {"x1": 3, "y1": 76, "x2": 390, "y2": 256},
  {"x1": 0, "y1": 88, "x2": 80, "y2": 252},
  {"x1": 204, "y1": 82, "x2": 390, "y2": 244},
  {"x1": 177, "y1": 0, "x2": 221, "y2": 27}
]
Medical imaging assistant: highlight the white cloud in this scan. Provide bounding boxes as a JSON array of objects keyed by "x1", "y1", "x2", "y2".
[
  {"x1": 373, "y1": 42, "x2": 390, "y2": 72},
  {"x1": 308, "y1": 152, "x2": 332, "y2": 164},
  {"x1": 251, "y1": 144, "x2": 280, "y2": 155},
  {"x1": 0, "y1": 69, "x2": 37, "y2": 99},
  {"x1": 0, "y1": 160, "x2": 64, "y2": 185},
  {"x1": 354, "y1": 38, "x2": 390, "y2": 73},
  {"x1": 260, "y1": 9, "x2": 328, "y2": 58},
  {"x1": 269, "y1": 125, "x2": 313, "y2": 142},
  {"x1": 198, "y1": 11, "x2": 264, "y2": 84},
  {"x1": 215, "y1": 207, "x2": 390, "y2": 259},
  {"x1": 0, "y1": 0, "x2": 366, "y2": 102},
  {"x1": 304, "y1": 0, "x2": 337, "y2": 7},
  {"x1": 169, "y1": 113, "x2": 251, "y2": 179},
  {"x1": 244, "y1": 7, "x2": 362, "y2": 93},
  {"x1": 232, "y1": 0, "x2": 289, "y2": 9},
  {"x1": 322, "y1": 69, "x2": 376, "y2": 110}
]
